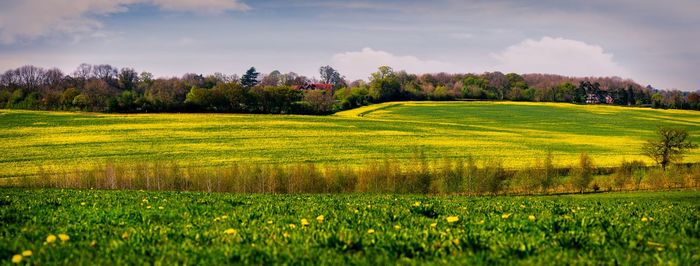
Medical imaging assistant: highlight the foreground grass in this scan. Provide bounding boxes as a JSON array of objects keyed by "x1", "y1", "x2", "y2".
[
  {"x1": 1, "y1": 189, "x2": 698, "y2": 264},
  {"x1": 1, "y1": 101, "x2": 699, "y2": 179}
]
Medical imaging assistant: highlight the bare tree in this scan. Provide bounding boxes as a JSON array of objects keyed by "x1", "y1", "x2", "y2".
[{"x1": 91, "y1": 64, "x2": 118, "y2": 82}]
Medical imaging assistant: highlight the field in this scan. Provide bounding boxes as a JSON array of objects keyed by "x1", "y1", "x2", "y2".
[
  {"x1": 1, "y1": 101, "x2": 699, "y2": 179},
  {"x1": 1, "y1": 188, "x2": 698, "y2": 264}
]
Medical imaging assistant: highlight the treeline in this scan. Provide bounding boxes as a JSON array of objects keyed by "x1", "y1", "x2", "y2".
[
  {"x1": 1, "y1": 64, "x2": 699, "y2": 114},
  {"x1": 12, "y1": 154, "x2": 700, "y2": 195}
]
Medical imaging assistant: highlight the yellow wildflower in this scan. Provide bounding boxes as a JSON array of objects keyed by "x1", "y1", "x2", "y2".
[
  {"x1": 413, "y1": 201, "x2": 421, "y2": 207},
  {"x1": 367, "y1": 229, "x2": 375, "y2": 234},
  {"x1": 446, "y1": 216, "x2": 459, "y2": 223},
  {"x1": 158, "y1": 206, "x2": 164, "y2": 210},
  {"x1": 528, "y1": 215, "x2": 536, "y2": 221},
  {"x1": 477, "y1": 220, "x2": 485, "y2": 224},
  {"x1": 641, "y1": 217, "x2": 649, "y2": 222},
  {"x1": 80, "y1": 202, "x2": 86, "y2": 206},
  {"x1": 430, "y1": 223, "x2": 437, "y2": 228},
  {"x1": 289, "y1": 224, "x2": 297, "y2": 229},
  {"x1": 21, "y1": 250, "x2": 32, "y2": 257},
  {"x1": 146, "y1": 205, "x2": 152, "y2": 209},
  {"x1": 394, "y1": 225, "x2": 401, "y2": 230},
  {"x1": 283, "y1": 232, "x2": 289, "y2": 238},
  {"x1": 301, "y1": 219, "x2": 310, "y2": 226},
  {"x1": 502, "y1": 213, "x2": 511, "y2": 219},
  {"x1": 316, "y1": 215, "x2": 324, "y2": 223},
  {"x1": 11, "y1": 254, "x2": 22, "y2": 264},
  {"x1": 224, "y1": 228, "x2": 237, "y2": 235},
  {"x1": 267, "y1": 220, "x2": 273, "y2": 224},
  {"x1": 46, "y1": 234, "x2": 57, "y2": 243},
  {"x1": 122, "y1": 231, "x2": 130, "y2": 240}
]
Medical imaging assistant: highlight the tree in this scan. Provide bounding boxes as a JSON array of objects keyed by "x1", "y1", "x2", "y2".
[
  {"x1": 118, "y1": 68, "x2": 139, "y2": 91},
  {"x1": 642, "y1": 127, "x2": 697, "y2": 170},
  {"x1": 302, "y1": 89, "x2": 335, "y2": 114},
  {"x1": 240, "y1": 67, "x2": 260, "y2": 88},
  {"x1": 572, "y1": 152, "x2": 595, "y2": 193},
  {"x1": 368, "y1": 66, "x2": 400, "y2": 102},
  {"x1": 539, "y1": 150, "x2": 556, "y2": 193},
  {"x1": 260, "y1": 70, "x2": 282, "y2": 86},
  {"x1": 319, "y1": 65, "x2": 344, "y2": 88}
]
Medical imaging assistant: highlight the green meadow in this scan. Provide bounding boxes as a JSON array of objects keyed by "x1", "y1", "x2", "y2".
[
  {"x1": 1, "y1": 189, "x2": 698, "y2": 264},
  {"x1": 1, "y1": 101, "x2": 699, "y2": 179}
]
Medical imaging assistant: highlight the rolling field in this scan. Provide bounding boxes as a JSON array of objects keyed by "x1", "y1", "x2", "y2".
[
  {"x1": 1, "y1": 189, "x2": 698, "y2": 264},
  {"x1": 0, "y1": 101, "x2": 699, "y2": 179}
]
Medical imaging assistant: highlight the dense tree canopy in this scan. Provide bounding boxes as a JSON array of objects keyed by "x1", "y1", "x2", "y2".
[{"x1": 0, "y1": 64, "x2": 698, "y2": 115}]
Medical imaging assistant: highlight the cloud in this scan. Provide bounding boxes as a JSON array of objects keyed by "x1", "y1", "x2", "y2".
[
  {"x1": 492, "y1": 37, "x2": 629, "y2": 78},
  {"x1": 0, "y1": 0, "x2": 249, "y2": 44},
  {"x1": 331, "y1": 47, "x2": 455, "y2": 80},
  {"x1": 151, "y1": 0, "x2": 250, "y2": 13}
]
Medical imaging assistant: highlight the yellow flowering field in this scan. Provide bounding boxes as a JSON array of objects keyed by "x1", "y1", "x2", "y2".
[{"x1": 0, "y1": 101, "x2": 698, "y2": 178}]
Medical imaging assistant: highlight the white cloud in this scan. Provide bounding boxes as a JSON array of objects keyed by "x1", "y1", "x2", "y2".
[
  {"x1": 492, "y1": 36, "x2": 630, "y2": 78},
  {"x1": 331, "y1": 47, "x2": 455, "y2": 80},
  {"x1": 0, "y1": 0, "x2": 249, "y2": 44}
]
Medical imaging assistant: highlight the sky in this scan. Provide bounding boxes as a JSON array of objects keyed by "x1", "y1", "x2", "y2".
[{"x1": 0, "y1": 0, "x2": 698, "y2": 91}]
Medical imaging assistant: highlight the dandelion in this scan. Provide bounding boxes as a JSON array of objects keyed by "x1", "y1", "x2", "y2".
[
  {"x1": 367, "y1": 229, "x2": 375, "y2": 234},
  {"x1": 316, "y1": 215, "x2": 324, "y2": 223},
  {"x1": 413, "y1": 201, "x2": 421, "y2": 207},
  {"x1": 502, "y1": 213, "x2": 511, "y2": 219},
  {"x1": 122, "y1": 231, "x2": 130, "y2": 240},
  {"x1": 58, "y1": 233, "x2": 70, "y2": 242},
  {"x1": 528, "y1": 215, "x2": 536, "y2": 221},
  {"x1": 301, "y1": 219, "x2": 310, "y2": 226},
  {"x1": 11, "y1": 254, "x2": 22, "y2": 264},
  {"x1": 224, "y1": 228, "x2": 237, "y2": 235},
  {"x1": 21, "y1": 250, "x2": 32, "y2": 257},
  {"x1": 394, "y1": 225, "x2": 401, "y2": 230},
  {"x1": 283, "y1": 232, "x2": 289, "y2": 238},
  {"x1": 289, "y1": 224, "x2": 297, "y2": 229},
  {"x1": 158, "y1": 206, "x2": 164, "y2": 210},
  {"x1": 46, "y1": 234, "x2": 57, "y2": 244},
  {"x1": 641, "y1": 217, "x2": 649, "y2": 222},
  {"x1": 267, "y1": 220, "x2": 273, "y2": 224},
  {"x1": 147, "y1": 205, "x2": 152, "y2": 209},
  {"x1": 446, "y1": 216, "x2": 459, "y2": 223},
  {"x1": 430, "y1": 223, "x2": 437, "y2": 228}
]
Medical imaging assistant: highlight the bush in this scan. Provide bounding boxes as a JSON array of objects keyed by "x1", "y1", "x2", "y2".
[{"x1": 614, "y1": 160, "x2": 645, "y2": 190}]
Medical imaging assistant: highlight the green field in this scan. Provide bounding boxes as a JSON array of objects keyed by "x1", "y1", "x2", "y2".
[
  {"x1": 1, "y1": 189, "x2": 698, "y2": 264},
  {"x1": 1, "y1": 101, "x2": 699, "y2": 178}
]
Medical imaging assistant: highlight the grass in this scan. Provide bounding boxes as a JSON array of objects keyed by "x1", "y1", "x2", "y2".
[
  {"x1": 0, "y1": 101, "x2": 698, "y2": 179},
  {"x1": 1, "y1": 188, "x2": 698, "y2": 264}
]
